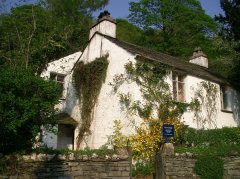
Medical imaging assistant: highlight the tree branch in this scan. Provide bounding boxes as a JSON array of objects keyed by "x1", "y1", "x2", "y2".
[{"x1": 25, "y1": 5, "x2": 36, "y2": 69}]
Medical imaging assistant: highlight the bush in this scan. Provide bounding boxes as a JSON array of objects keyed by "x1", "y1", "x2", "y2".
[
  {"x1": 178, "y1": 127, "x2": 240, "y2": 147},
  {"x1": 132, "y1": 162, "x2": 153, "y2": 177},
  {"x1": 194, "y1": 155, "x2": 224, "y2": 179},
  {"x1": 0, "y1": 66, "x2": 61, "y2": 154}
]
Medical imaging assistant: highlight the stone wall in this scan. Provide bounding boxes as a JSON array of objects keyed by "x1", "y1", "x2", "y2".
[
  {"x1": 0, "y1": 153, "x2": 131, "y2": 179},
  {"x1": 160, "y1": 153, "x2": 240, "y2": 179}
]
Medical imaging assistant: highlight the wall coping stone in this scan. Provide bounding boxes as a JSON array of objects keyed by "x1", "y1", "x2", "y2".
[{"x1": 5, "y1": 153, "x2": 129, "y2": 162}]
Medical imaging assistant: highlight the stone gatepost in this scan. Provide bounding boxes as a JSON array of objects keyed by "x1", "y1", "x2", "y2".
[{"x1": 156, "y1": 143, "x2": 174, "y2": 179}]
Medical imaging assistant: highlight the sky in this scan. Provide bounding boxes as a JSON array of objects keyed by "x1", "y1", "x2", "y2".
[{"x1": 2, "y1": 0, "x2": 224, "y2": 18}]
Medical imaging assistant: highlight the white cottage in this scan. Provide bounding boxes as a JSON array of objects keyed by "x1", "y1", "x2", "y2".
[{"x1": 41, "y1": 12, "x2": 240, "y2": 150}]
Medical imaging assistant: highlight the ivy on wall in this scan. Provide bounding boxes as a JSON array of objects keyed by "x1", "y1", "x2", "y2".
[
  {"x1": 109, "y1": 57, "x2": 193, "y2": 159},
  {"x1": 191, "y1": 81, "x2": 218, "y2": 128},
  {"x1": 73, "y1": 55, "x2": 109, "y2": 149}
]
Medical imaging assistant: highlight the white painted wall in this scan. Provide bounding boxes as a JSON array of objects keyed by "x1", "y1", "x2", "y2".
[
  {"x1": 189, "y1": 56, "x2": 208, "y2": 68},
  {"x1": 41, "y1": 30, "x2": 240, "y2": 150},
  {"x1": 182, "y1": 75, "x2": 238, "y2": 129},
  {"x1": 40, "y1": 51, "x2": 82, "y2": 149},
  {"x1": 89, "y1": 20, "x2": 116, "y2": 39},
  {"x1": 63, "y1": 33, "x2": 143, "y2": 149}
]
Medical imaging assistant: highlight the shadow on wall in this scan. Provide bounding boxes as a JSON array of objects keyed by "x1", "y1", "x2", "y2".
[
  {"x1": 34, "y1": 158, "x2": 71, "y2": 179},
  {"x1": 63, "y1": 76, "x2": 78, "y2": 117},
  {"x1": 233, "y1": 90, "x2": 240, "y2": 126}
]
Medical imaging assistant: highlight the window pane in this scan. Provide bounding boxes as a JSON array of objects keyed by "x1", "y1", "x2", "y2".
[
  {"x1": 50, "y1": 73, "x2": 56, "y2": 80},
  {"x1": 173, "y1": 81, "x2": 177, "y2": 100},
  {"x1": 222, "y1": 87, "x2": 232, "y2": 111},
  {"x1": 178, "y1": 75, "x2": 184, "y2": 82},
  {"x1": 178, "y1": 82, "x2": 184, "y2": 102},
  {"x1": 172, "y1": 72, "x2": 177, "y2": 81},
  {"x1": 57, "y1": 75, "x2": 65, "y2": 82}
]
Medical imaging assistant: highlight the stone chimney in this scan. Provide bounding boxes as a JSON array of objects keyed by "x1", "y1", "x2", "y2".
[
  {"x1": 189, "y1": 47, "x2": 208, "y2": 68},
  {"x1": 89, "y1": 11, "x2": 116, "y2": 39}
]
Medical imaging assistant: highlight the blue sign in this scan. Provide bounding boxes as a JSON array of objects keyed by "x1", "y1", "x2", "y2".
[{"x1": 162, "y1": 124, "x2": 174, "y2": 137}]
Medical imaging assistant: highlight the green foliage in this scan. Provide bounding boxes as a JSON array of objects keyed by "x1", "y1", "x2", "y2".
[
  {"x1": 111, "y1": 57, "x2": 190, "y2": 121},
  {"x1": 107, "y1": 120, "x2": 128, "y2": 148},
  {"x1": 175, "y1": 145, "x2": 240, "y2": 156},
  {"x1": 0, "y1": 5, "x2": 65, "y2": 72},
  {"x1": 0, "y1": 0, "x2": 109, "y2": 73},
  {"x1": 41, "y1": 0, "x2": 109, "y2": 17},
  {"x1": 194, "y1": 156, "x2": 224, "y2": 179},
  {"x1": 110, "y1": 57, "x2": 190, "y2": 177},
  {"x1": 132, "y1": 162, "x2": 153, "y2": 177},
  {"x1": 215, "y1": 0, "x2": 240, "y2": 42},
  {"x1": 34, "y1": 145, "x2": 114, "y2": 157},
  {"x1": 191, "y1": 81, "x2": 218, "y2": 129},
  {"x1": 0, "y1": 154, "x2": 6, "y2": 173},
  {"x1": 116, "y1": 19, "x2": 144, "y2": 45},
  {"x1": 128, "y1": 0, "x2": 217, "y2": 59},
  {"x1": 73, "y1": 55, "x2": 109, "y2": 148},
  {"x1": 215, "y1": 0, "x2": 240, "y2": 90},
  {"x1": 0, "y1": 65, "x2": 60, "y2": 154},
  {"x1": 178, "y1": 127, "x2": 240, "y2": 147}
]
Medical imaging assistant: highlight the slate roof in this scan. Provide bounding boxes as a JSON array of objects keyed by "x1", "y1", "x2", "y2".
[{"x1": 97, "y1": 32, "x2": 229, "y2": 85}]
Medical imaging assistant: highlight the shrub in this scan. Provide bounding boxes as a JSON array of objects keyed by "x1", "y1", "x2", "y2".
[
  {"x1": 194, "y1": 155, "x2": 224, "y2": 179},
  {"x1": 132, "y1": 162, "x2": 153, "y2": 177},
  {"x1": 0, "y1": 66, "x2": 60, "y2": 154},
  {"x1": 178, "y1": 127, "x2": 240, "y2": 147}
]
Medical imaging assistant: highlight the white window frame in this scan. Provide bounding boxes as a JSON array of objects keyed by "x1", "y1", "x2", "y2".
[
  {"x1": 220, "y1": 85, "x2": 233, "y2": 112},
  {"x1": 172, "y1": 72, "x2": 185, "y2": 102},
  {"x1": 50, "y1": 72, "x2": 66, "y2": 99}
]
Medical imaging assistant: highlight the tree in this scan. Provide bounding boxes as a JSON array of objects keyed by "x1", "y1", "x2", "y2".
[
  {"x1": 0, "y1": 66, "x2": 61, "y2": 154},
  {"x1": 128, "y1": 0, "x2": 217, "y2": 59},
  {"x1": 216, "y1": 0, "x2": 240, "y2": 42},
  {"x1": 0, "y1": 0, "x2": 110, "y2": 154},
  {"x1": 116, "y1": 19, "x2": 144, "y2": 45},
  {"x1": 41, "y1": 0, "x2": 108, "y2": 18},
  {"x1": 0, "y1": 5, "x2": 68, "y2": 73},
  {"x1": 215, "y1": 0, "x2": 240, "y2": 89},
  {"x1": 0, "y1": 0, "x2": 109, "y2": 74}
]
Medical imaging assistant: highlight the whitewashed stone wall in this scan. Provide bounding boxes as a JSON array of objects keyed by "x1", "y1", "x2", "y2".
[
  {"x1": 40, "y1": 51, "x2": 82, "y2": 149},
  {"x1": 182, "y1": 75, "x2": 239, "y2": 129},
  {"x1": 41, "y1": 23, "x2": 240, "y2": 149}
]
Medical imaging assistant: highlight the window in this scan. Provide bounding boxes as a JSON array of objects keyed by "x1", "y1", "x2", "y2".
[
  {"x1": 50, "y1": 72, "x2": 65, "y2": 98},
  {"x1": 221, "y1": 86, "x2": 233, "y2": 112},
  {"x1": 172, "y1": 72, "x2": 185, "y2": 102}
]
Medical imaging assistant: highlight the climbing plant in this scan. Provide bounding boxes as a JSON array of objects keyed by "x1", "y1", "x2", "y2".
[
  {"x1": 110, "y1": 56, "x2": 191, "y2": 160},
  {"x1": 131, "y1": 117, "x2": 183, "y2": 160},
  {"x1": 191, "y1": 81, "x2": 218, "y2": 128},
  {"x1": 73, "y1": 55, "x2": 109, "y2": 148},
  {"x1": 110, "y1": 57, "x2": 190, "y2": 121}
]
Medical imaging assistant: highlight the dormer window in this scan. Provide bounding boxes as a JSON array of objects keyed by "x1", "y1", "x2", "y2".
[
  {"x1": 221, "y1": 86, "x2": 233, "y2": 112},
  {"x1": 172, "y1": 72, "x2": 185, "y2": 102},
  {"x1": 50, "y1": 72, "x2": 65, "y2": 98}
]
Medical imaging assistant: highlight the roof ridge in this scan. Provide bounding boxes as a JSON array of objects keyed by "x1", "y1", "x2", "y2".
[{"x1": 96, "y1": 32, "x2": 228, "y2": 85}]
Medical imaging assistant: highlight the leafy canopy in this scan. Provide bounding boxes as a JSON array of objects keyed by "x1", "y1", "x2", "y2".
[
  {"x1": 0, "y1": 66, "x2": 61, "y2": 154},
  {"x1": 0, "y1": 0, "x2": 108, "y2": 73},
  {"x1": 128, "y1": 0, "x2": 217, "y2": 59},
  {"x1": 216, "y1": 0, "x2": 240, "y2": 41},
  {"x1": 215, "y1": 0, "x2": 240, "y2": 89}
]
